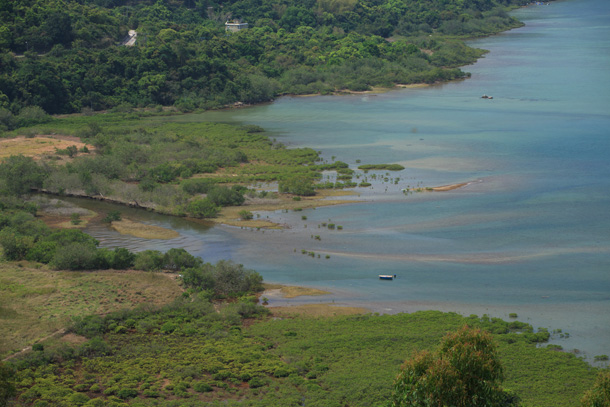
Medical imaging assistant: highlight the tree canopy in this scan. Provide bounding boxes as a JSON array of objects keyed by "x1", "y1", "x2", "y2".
[
  {"x1": 389, "y1": 325, "x2": 515, "y2": 407},
  {"x1": 581, "y1": 370, "x2": 610, "y2": 407}
]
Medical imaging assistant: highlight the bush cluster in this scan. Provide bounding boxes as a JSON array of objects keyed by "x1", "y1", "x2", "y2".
[
  {"x1": 0, "y1": 206, "x2": 206, "y2": 272},
  {"x1": 181, "y1": 260, "x2": 264, "y2": 299}
]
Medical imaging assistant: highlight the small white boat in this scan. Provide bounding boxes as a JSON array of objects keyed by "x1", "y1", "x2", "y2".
[{"x1": 379, "y1": 274, "x2": 396, "y2": 280}]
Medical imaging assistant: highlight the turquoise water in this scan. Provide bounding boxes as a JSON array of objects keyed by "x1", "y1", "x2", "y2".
[{"x1": 86, "y1": 0, "x2": 610, "y2": 360}]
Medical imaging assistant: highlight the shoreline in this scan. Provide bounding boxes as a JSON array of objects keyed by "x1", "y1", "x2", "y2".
[
  {"x1": 259, "y1": 282, "x2": 609, "y2": 364},
  {"x1": 35, "y1": 179, "x2": 472, "y2": 232}
]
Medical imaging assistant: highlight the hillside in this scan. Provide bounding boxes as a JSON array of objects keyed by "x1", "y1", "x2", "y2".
[{"x1": 0, "y1": 0, "x2": 532, "y2": 116}]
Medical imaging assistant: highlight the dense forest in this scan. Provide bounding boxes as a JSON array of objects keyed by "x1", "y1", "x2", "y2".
[{"x1": 0, "y1": 0, "x2": 534, "y2": 117}]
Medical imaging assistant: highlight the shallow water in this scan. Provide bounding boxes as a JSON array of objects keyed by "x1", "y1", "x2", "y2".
[{"x1": 83, "y1": 0, "x2": 610, "y2": 360}]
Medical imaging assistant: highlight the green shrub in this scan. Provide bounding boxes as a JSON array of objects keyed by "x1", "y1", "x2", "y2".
[
  {"x1": 70, "y1": 213, "x2": 82, "y2": 225},
  {"x1": 207, "y1": 186, "x2": 245, "y2": 206},
  {"x1": 274, "y1": 367, "x2": 291, "y2": 378},
  {"x1": 142, "y1": 389, "x2": 159, "y2": 398},
  {"x1": 234, "y1": 301, "x2": 268, "y2": 318},
  {"x1": 0, "y1": 231, "x2": 35, "y2": 261},
  {"x1": 162, "y1": 248, "x2": 202, "y2": 271},
  {"x1": 78, "y1": 337, "x2": 112, "y2": 357},
  {"x1": 73, "y1": 384, "x2": 89, "y2": 392},
  {"x1": 110, "y1": 248, "x2": 135, "y2": 270},
  {"x1": 102, "y1": 210, "x2": 121, "y2": 223},
  {"x1": 116, "y1": 388, "x2": 138, "y2": 399},
  {"x1": 50, "y1": 243, "x2": 99, "y2": 270},
  {"x1": 248, "y1": 376, "x2": 267, "y2": 389},
  {"x1": 213, "y1": 260, "x2": 264, "y2": 297},
  {"x1": 181, "y1": 178, "x2": 217, "y2": 195},
  {"x1": 68, "y1": 392, "x2": 90, "y2": 406},
  {"x1": 239, "y1": 210, "x2": 254, "y2": 220},
  {"x1": 182, "y1": 266, "x2": 216, "y2": 292},
  {"x1": 187, "y1": 198, "x2": 220, "y2": 218},
  {"x1": 15, "y1": 106, "x2": 51, "y2": 128},
  {"x1": 193, "y1": 382, "x2": 213, "y2": 393},
  {"x1": 279, "y1": 177, "x2": 315, "y2": 196},
  {"x1": 161, "y1": 322, "x2": 178, "y2": 334},
  {"x1": 133, "y1": 250, "x2": 164, "y2": 271},
  {"x1": 123, "y1": 318, "x2": 136, "y2": 329},
  {"x1": 212, "y1": 370, "x2": 233, "y2": 380},
  {"x1": 581, "y1": 370, "x2": 610, "y2": 407}
]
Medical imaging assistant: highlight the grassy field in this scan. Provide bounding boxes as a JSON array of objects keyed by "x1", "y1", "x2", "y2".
[
  {"x1": 268, "y1": 304, "x2": 369, "y2": 317},
  {"x1": 0, "y1": 262, "x2": 182, "y2": 358},
  {"x1": 249, "y1": 312, "x2": 599, "y2": 407}
]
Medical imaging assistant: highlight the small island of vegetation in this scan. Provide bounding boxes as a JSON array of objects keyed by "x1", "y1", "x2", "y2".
[{"x1": 358, "y1": 163, "x2": 406, "y2": 171}]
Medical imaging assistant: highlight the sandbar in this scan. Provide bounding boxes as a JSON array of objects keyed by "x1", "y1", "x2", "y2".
[
  {"x1": 263, "y1": 283, "x2": 331, "y2": 298},
  {"x1": 111, "y1": 218, "x2": 180, "y2": 239},
  {"x1": 430, "y1": 182, "x2": 469, "y2": 191}
]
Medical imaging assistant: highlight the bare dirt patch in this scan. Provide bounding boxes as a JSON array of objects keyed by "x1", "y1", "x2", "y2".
[{"x1": 60, "y1": 333, "x2": 88, "y2": 346}]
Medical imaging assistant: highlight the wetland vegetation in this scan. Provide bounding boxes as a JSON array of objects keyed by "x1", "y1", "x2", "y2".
[
  {"x1": 0, "y1": 263, "x2": 604, "y2": 407},
  {"x1": 3, "y1": 0, "x2": 609, "y2": 406},
  {"x1": 0, "y1": 183, "x2": 607, "y2": 406}
]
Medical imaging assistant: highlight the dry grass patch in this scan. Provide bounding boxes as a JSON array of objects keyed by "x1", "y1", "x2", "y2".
[
  {"x1": 0, "y1": 135, "x2": 94, "y2": 161},
  {"x1": 269, "y1": 304, "x2": 368, "y2": 317},
  {"x1": 111, "y1": 218, "x2": 180, "y2": 239},
  {"x1": 0, "y1": 263, "x2": 182, "y2": 358},
  {"x1": 39, "y1": 212, "x2": 97, "y2": 229}
]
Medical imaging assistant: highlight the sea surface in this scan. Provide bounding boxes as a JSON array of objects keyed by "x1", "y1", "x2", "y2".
[{"x1": 83, "y1": 0, "x2": 610, "y2": 360}]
